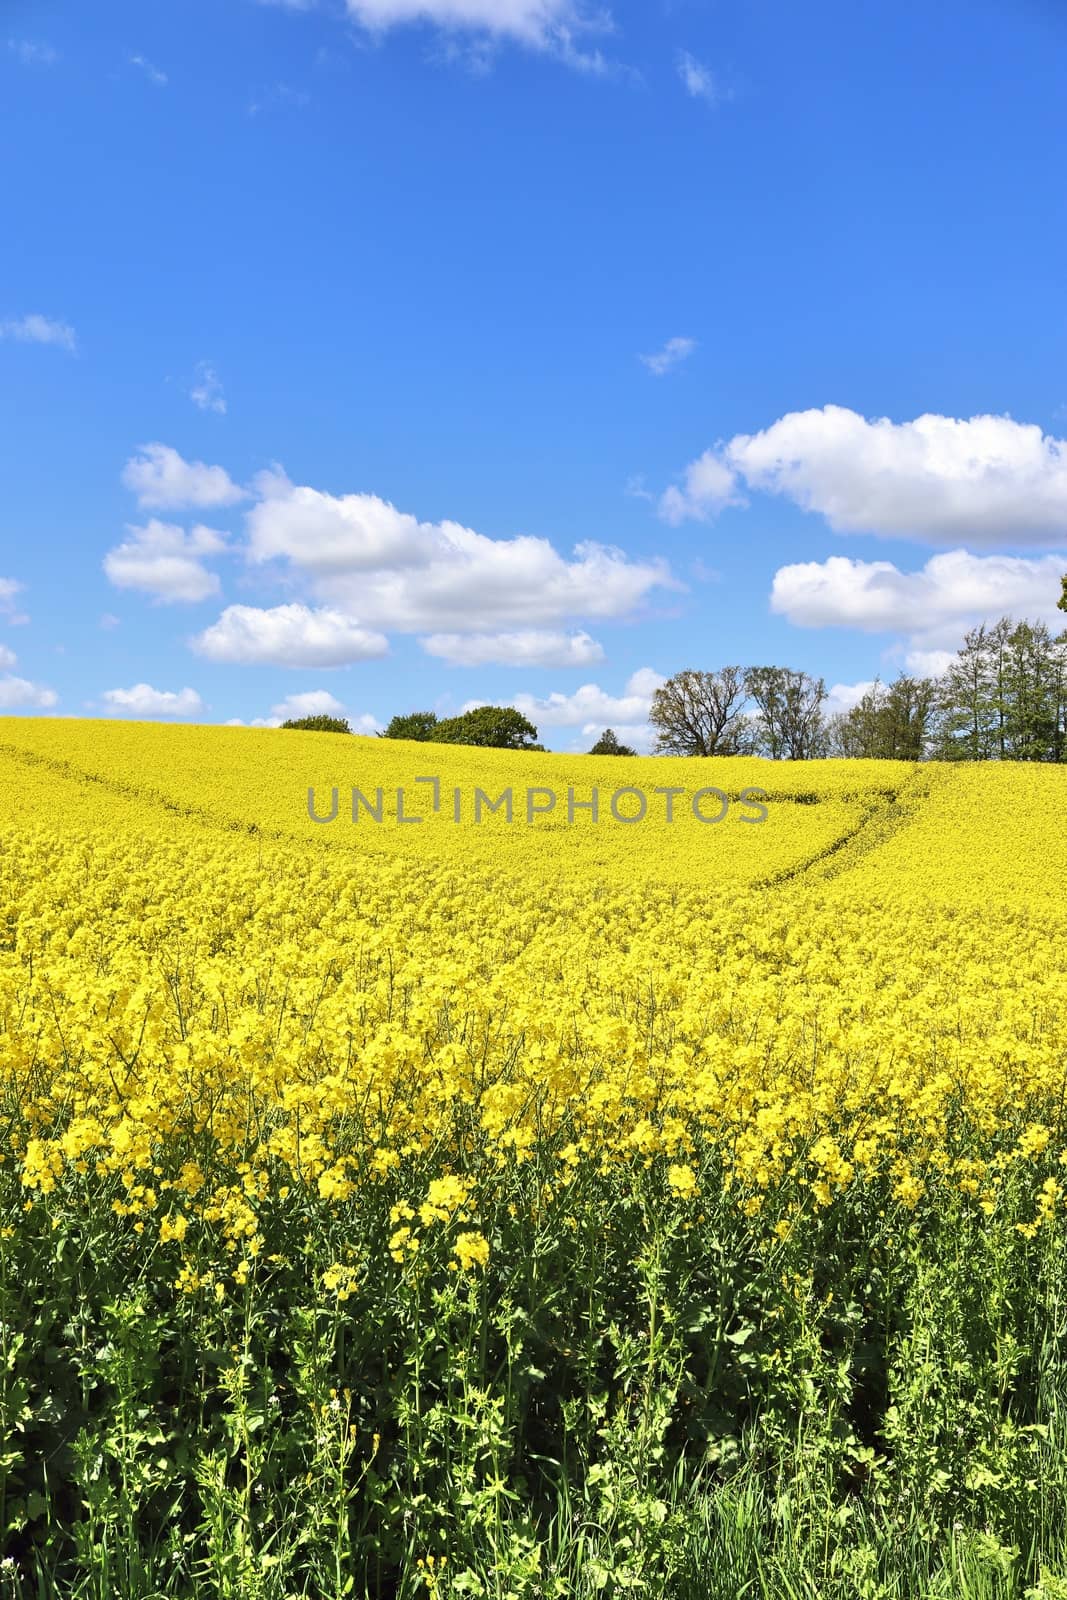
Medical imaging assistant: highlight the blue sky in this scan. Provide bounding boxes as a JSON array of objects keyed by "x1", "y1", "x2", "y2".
[{"x1": 3, "y1": 0, "x2": 1067, "y2": 750}]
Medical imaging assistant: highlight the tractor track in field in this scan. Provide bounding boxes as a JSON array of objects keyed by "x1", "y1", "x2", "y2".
[{"x1": 752, "y1": 763, "x2": 931, "y2": 891}]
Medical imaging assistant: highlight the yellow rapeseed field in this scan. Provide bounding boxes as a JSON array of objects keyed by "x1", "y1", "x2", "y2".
[
  {"x1": 3, "y1": 717, "x2": 1067, "y2": 1597},
  {"x1": 3, "y1": 719, "x2": 1065, "y2": 1227}
]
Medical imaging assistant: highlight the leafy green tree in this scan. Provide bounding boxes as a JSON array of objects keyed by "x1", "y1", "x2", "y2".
[
  {"x1": 933, "y1": 617, "x2": 1067, "y2": 761},
  {"x1": 934, "y1": 622, "x2": 997, "y2": 760},
  {"x1": 379, "y1": 710, "x2": 440, "y2": 741},
  {"x1": 279, "y1": 714, "x2": 351, "y2": 733},
  {"x1": 588, "y1": 728, "x2": 637, "y2": 756},
  {"x1": 828, "y1": 675, "x2": 937, "y2": 760},
  {"x1": 435, "y1": 706, "x2": 542, "y2": 749},
  {"x1": 1059, "y1": 573, "x2": 1067, "y2": 615}
]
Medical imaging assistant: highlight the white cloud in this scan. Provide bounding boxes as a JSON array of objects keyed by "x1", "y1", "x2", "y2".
[
  {"x1": 103, "y1": 521, "x2": 226, "y2": 604},
  {"x1": 121, "y1": 443, "x2": 246, "y2": 510},
  {"x1": 659, "y1": 449, "x2": 746, "y2": 524},
  {"x1": 271, "y1": 689, "x2": 347, "y2": 721},
  {"x1": 228, "y1": 695, "x2": 382, "y2": 732},
  {"x1": 345, "y1": 0, "x2": 603, "y2": 44},
  {"x1": 574, "y1": 719, "x2": 655, "y2": 752},
  {"x1": 190, "y1": 362, "x2": 226, "y2": 413},
  {"x1": 770, "y1": 549, "x2": 1067, "y2": 643},
  {"x1": 0, "y1": 314, "x2": 77, "y2": 352},
  {"x1": 246, "y1": 466, "x2": 676, "y2": 631},
  {"x1": 639, "y1": 336, "x2": 696, "y2": 377},
  {"x1": 0, "y1": 645, "x2": 16, "y2": 670},
  {"x1": 676, "y1": 50, "x2": 718, "y2": 103},
  {"x1": 101, "y1": 684, "x2": 204, "y2": 717},
  {"x1": 512, "y1": 666, "x2": 665, "y2": 727},
  {"x1": 420, "y1": 629, "x2": 605, "y2": 667},
  {"x1": 191, "y1": 603, "x2": 389, "y2": 666},
  {"x1": 661, "y1": 406, "x2": 1067, "y2": 546},
  {"x1": 903, "y1": 648, "x2": 956, "y2": 679},
  {"x1": 0, "y1": 675, "x2": 57, "y2": 709},
  {"x1": 824, "y1": 680, "x2": 877, "y2": 717},
  {"x1": 99, "y1": 613, "x2": 121, "y2": 629},
  {"x1": 7, "y1": 39, "x2": 58, "y2": 65},
  {"x1": 0, "y1": 579, "x2": 25, "y2": 619},
  {"x1": 129, "y1": 53, "x2": 167, "y2": 85}
]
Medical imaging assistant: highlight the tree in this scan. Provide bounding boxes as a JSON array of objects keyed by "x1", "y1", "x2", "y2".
[
  {"x1": 1059, "y1": 573, "x2": 1067, "y2": 615},
  {"x1": 933, "y1": 622, "x2": 996, "y2": 761},
  {"x1": 930, "y1": 615, "x2": 1067, "y2": 762},
  {"x1": 380, "y1": 710, "x2": 439, "y2": 741},
  {"x1": 825, "y1": 675, "x2": 937, "y2": 760},
  {"x1": 435, "y1": 706, "x2": 542, "y2": 750},
  {"x1": 588, "y1": 728, "x2": 637, "y2": 756},
  {"x1": 648, "y1": 667, "x2": 752, "y2": 756},
  {"x1": 279, "y1": 714, "x2": 351, "y2": 733},
  {"x1": 743, "y1": 666, "x2": 827, "y2": 760},
  {"x1": 880, "y1": 674, "x2": 938, "y2": 760}
]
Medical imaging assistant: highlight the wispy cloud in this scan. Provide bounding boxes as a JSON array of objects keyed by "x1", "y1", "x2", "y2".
[
  {"x1": 0, "y1": 578, "x2": 29, "y2": 626},
  {"x1": 0, "y1": 314, "x2": 77, "y2": 352},
  {"x1": 129, "y1": 53, "x2": 168, "y2": 86},
  {"x1": 7, "y1": 38, "x2": 58, "y2": 66},
  {"x1": 639, "y1": 335, "x2": 696, "y2": 376},
  {"x1": 420, "y1": 629, "x2": 605, "y2": 667},
  {"x1": 190, "y1": 362, "x2": 226, "y2": 414},
  {"x1": 624, "y1": 474, "x2": 655, "y2": 502},
  {"x1": 676, "y1": 49, "x2": 720, "y2": 104},
  {"x1": 271, "y1": 0, "x2": 627, "y2": 77},
  {"x1": 247, "y1": 82, "x2": 310, "y2": 115}
]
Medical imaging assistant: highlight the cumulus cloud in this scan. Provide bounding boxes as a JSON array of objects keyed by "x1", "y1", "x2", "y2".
[
  {"x1": 512, "y1": 666, "x2": 665, "y2": 727},
  {"x1": 227, "y1": 692, "x2": 382, "y2": 731},
  {"x1": 660, "y1": 406, "x2": 1067, "y2": 546},
  {"x1": 0, "y1": 645, "x2": 17, "y2": 670},
  {"x1": 245, "y1": 466, "x2": 676, "y2": 631},
  {"x1": 122, "y1": 443, "x2": 246, "y2": 510},
  {"x1": 639, "y1": 336, "x2": 696, "y2": 376},
  {"x1": 420, "y1": 629, "x2": 605, "y2": 667},
  {"x1": 770, "y1": 549, "x2": 1067, "y2": 643},
  {"x1": 659, "y1": 450, "x2": 746, "y2": 525},
  {"x1": 570, "y1": 719, "x2": 655, "y2": 753},
  {"x1": 903, "y1": 648, "x2": 957, "y2": 679},
  {"x1": 0, "y1": 313, "x2": 76, "y2": 352},
  {"x1": 191, "y1": 603, "x2": 389, "y2": 667},
  {"x1": 270, "y1": 689, "x2": 346, "y2": 721},
  {"x1": 824, "y1": 680, "x2": 878, "y2": 717},
  {"x1": 0, "y1": 675, "x2": 57, "y2": 709},
  {"x1": 190, "y1": 362, "x2": 226, "y2": 414},
  {"x1": 103, "y1": 521, "x2": 226, "y2": 603},
  {"x1": 101, "y1": 684, "x2": 204, "y2": 717}
]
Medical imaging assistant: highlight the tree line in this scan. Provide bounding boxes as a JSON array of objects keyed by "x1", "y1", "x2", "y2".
[
  {"x1": 646, "y1": 615, "x2": 1067, "y2": 761},
  {"x1": 281, "y1": 583, "x2": 1067, "y2": 761}
]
